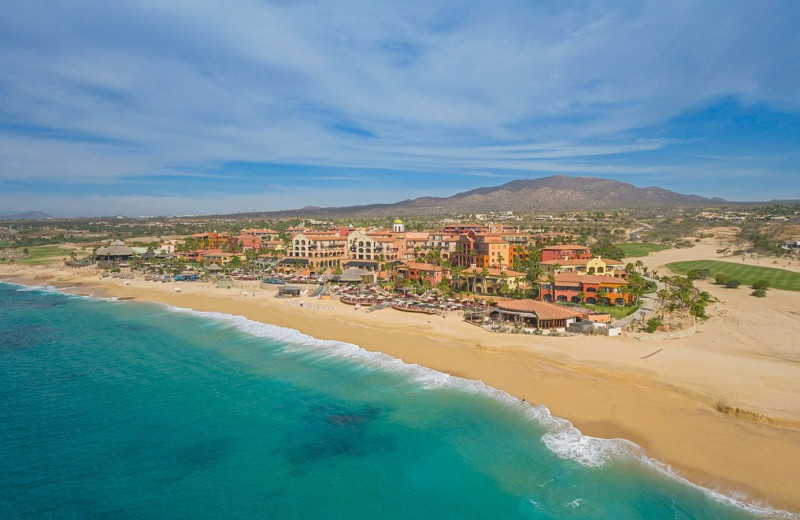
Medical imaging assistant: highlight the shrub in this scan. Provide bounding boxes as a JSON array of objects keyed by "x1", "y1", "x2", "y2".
[
  {"x1": 646, "y1": 317, "x2": 662, "y2": 333},
  {"x1": 687, "y1": 268, "x2": 710, "y2": 280},
  {"x1": 751, "y1": 288, "x2": 767, "y2": 297},
  {"x1": 751, "y1": 279, "x2": 769, "y2": 290},
  {"x1": 715, "y1": 273, "x2": 730, "y2": 285},
  {"x1": 724, "y1": 279, "x2": 741, "y2": 288}
]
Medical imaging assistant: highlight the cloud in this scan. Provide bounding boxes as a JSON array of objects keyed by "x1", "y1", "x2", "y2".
[{"x1": 0, "y1": 0, "x2": 799, "y2": 213}]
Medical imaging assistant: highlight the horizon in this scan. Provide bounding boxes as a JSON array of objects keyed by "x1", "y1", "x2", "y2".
[{"x1": 2, "y1": 2, "x2": 800, "y2": 217}]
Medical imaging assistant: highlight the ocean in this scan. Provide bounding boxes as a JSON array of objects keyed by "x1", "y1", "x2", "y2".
[{"x1": 0, "y1": 282, "x2": 791, "y2": 519}]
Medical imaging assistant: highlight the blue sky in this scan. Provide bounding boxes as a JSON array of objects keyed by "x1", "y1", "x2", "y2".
[{"x1": 1, "y1": 1, "x2": 799, "y2": 217}]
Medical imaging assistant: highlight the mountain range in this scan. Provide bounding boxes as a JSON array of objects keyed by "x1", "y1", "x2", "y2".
[{"x1": 227, "y1": 175, "x2": 729, "y2": 219}]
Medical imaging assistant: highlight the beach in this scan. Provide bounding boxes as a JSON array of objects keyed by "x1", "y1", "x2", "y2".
[{"x1": 2, "y1": 241, "x2": 799, "y2": 513}]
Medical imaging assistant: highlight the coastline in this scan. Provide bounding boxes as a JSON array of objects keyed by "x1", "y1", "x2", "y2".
[{"x1": 2, "y1": 254, "x2": 799, "y2": 514}]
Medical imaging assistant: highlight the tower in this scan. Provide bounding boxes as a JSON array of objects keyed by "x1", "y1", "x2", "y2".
[{"x1": 392, "y1": 218, "x2": 405, "y2": 233}]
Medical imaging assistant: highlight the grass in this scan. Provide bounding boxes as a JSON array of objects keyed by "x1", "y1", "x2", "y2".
[
  {"x1": 667, "y1": 260, "x2": 800, "y2": 292},
  {"x1": 563, "y1": 301, "x2": 642, "y2": 320},
  {"x1": 584, "y1": 302, "x2": 641, "y2": 320},
  {"x1": 616, "y1": 242, "x2": 670, "y2": 258},
  {"x1": 0, "y1": 245, "x2": 72, "y2": 265}
]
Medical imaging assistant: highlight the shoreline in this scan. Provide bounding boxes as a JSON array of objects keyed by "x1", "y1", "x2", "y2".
[{"x1": 2, "y1": 258, "x2": 799, "y2": 514}]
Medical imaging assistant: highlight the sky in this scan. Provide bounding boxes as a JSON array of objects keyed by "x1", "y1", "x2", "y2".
[{"x1": 1, "y1": 1, "x2": 799, "y2": 217}]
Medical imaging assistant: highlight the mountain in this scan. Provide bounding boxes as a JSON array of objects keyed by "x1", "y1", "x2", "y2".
[
  {"x1": 0, "y1": 211, "x2": 53, "y2": 221},
  {"x1": 223, "y1": 175, "x2": 728, "y2": 219}
]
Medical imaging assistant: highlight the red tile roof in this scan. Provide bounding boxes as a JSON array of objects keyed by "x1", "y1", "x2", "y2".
[
  {"x1": 541, "y1": 257, "x2": 624, "y2": 266},
  {"x1": 542, "y1": 244, "x2": 590, "y2": 250},
  {"x1": 400, "y1": 262, "x2": 442, "y2": 271},
  {"x1": 462, "y1": 267, "x2": 525, "y2": 277},
  {"x1": 497, "y1": 299, "x2": 580, "y2": 320}
]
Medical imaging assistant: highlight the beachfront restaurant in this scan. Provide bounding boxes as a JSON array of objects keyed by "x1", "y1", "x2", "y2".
[{"x1": 492, "y1": 299, "x2": 580, "y2": 331}]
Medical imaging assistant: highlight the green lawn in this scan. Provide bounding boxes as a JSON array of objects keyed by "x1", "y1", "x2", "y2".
[
  {"x1": 563, "y1": 301, "x2": 641, "y2": 320},
  {"x1": 616, "y1": 242, "x2": 670, "y2": 258},
  {"x1": 666, "y1": 260, "x2": 800, "y2": 292},
  {"x1": 585, "y1": 302, "x2": 641, "y2": 320}
]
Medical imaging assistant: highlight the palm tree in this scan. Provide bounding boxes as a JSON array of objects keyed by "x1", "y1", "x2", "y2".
[
  {"x1": 479, "y1": 267, "x2": 489, "y2": 295},
  {"x1": 525, "y1": 264, "x2": 543, "y2": 299}
]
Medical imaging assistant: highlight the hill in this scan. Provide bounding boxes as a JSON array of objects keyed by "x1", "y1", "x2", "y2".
[
  {"x1": 0, "y1": 211, "x2": 53, "y2": 221},
  {"x1": 223, "y1": 175, "x2": 728, "y2": 219}
]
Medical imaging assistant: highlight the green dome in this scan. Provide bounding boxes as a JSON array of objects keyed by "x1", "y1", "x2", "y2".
[{"x1": 393, "y1": 219, "x2": 403, "y2": 224}]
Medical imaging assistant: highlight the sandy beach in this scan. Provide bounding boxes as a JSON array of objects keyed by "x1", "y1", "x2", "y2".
[{"x1": 2, "y1": 241, "x2": 799, "y2": 513}]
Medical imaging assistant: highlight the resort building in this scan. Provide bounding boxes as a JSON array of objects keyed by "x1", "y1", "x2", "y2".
[
  {"x1": 200, "y1": 250, "x2": 242, "y2": 266},
  {"x1": 236, "y1": 235, "x2": 263, "y2": 251},
  {"x1": 190, "y1": 232, "x2": 232, "y2": 249},
  {"x1": 346, "y1": 229, "x2": 402, "y2": 263},
  {"x1": 287, "y1": 233, "x2": 347, "y2": 269},
  {"x1": 532, "y1": 232, "x2": 577, "y2": 245},
  {"x1": 493, "y1": 299, "x2": 580, "y2": 331},
  {"x1": 455, "y1": 266, "x2": 526, "y2": 295},
  {"x1": 394, "y1": 262, "x2": 447, "y2": 287},
  {"x1": 539, "y1": 257, "x2": 626, "y2": 278},
  {"x1": 451, "y1": 231, "x2": 511, "y2": 268},
  {"x1": 239, "y1": 228, "x2": 280, "y2": 240},
  {"x1": 539, "y1": 274, "x2": 630, "y2": 305},
  {"x1": 442, "y1": 223, "x2": 489, "y2": 234},
  {"x1": 540, "y1": 244, "x2": 592, "y2": 262}
]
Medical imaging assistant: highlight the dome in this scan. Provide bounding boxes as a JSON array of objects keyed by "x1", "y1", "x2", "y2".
[{"x1": 393, "y1": 219, "x2": 403, "y2": 224}]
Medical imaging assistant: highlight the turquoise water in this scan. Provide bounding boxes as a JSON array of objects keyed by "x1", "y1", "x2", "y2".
[{"x1": 0, "y1": 282, "x2": 791, "y2": 519}]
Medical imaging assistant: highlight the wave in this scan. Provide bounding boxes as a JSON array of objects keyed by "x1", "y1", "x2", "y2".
[
  {"x1": 150, "y1": 303, "x2": 798, "y2": 519},
  {"x1": 1, "y1": 281, "x2": 795, "y2": 519}
]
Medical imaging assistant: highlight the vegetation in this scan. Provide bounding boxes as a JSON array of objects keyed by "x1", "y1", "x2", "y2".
[
  {"x1": 657, "y1": 275, "x2": 711, "y2": 319},
  {"x1": 0, "y1": 245, "x2": 73, "y2": 265},
  {"x1": 751, "y1": 279, "x2": 769, "y2": 298},
  {"x1": 737, "y1": 227, "x2": 788, "y2": 256},
  {"x1": 581, "y1": 302, "x2": 642, "y2": 320},
  {"x1": 591, "y1": 239, "x2": 625, "y2": 261},
  {"x1": 646, "y1": 316, "x2": 663, "y2": 333},
  {"x1": 616, "y1": 242, "x2": 670, "y2": 258},
  {"x1": 668, "y1": 261, "x2": 800, "y2": 292}
]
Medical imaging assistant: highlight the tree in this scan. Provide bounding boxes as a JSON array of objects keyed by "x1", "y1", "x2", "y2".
[
  {"x1": 724, "y1": 279, "x2": 741, "y2": 288},
  {"x1": 752, "y1": 279, "x2": 769, "y2": 291},
  {"x1": 479, "y1": 267, "x2": 489, "y2": 294},
  {"x1": 751, "y1": 288, "x2": 767, "y2": 298},
  {"x1": 546, "y1": 270, "x2": 556, "y2": 301}
]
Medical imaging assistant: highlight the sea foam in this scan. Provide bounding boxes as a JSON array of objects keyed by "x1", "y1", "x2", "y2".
[{"x1": 2, "y1": 282, "x2": 796, "y2": 519}]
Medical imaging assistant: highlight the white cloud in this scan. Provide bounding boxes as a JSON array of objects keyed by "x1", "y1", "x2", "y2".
[{"x1": 0, "y1": 0, "x2": 799, "y2": 210}]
